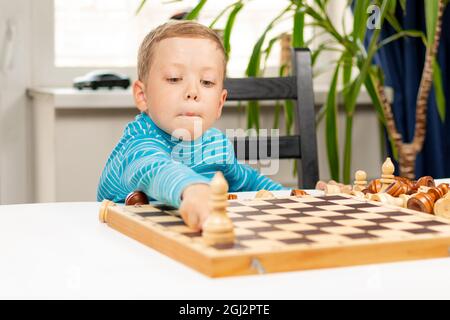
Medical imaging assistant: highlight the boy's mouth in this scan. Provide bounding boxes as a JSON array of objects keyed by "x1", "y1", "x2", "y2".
[{"x1": 179, "y1": 112, "x2": 201, "y2": 117}]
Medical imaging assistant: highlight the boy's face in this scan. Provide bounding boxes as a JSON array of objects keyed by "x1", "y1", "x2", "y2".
[{"x1": 133, "y1": 37, "x2": 227, "y2": 141}]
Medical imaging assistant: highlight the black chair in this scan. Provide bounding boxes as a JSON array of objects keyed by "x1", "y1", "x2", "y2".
[{"x1": 225, "y1": 48, "x2": 319, "y2": 189}]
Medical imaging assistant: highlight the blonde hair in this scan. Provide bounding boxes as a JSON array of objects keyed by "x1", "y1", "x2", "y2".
[{"x1": 137, "y1": 20, "x2": 227, "y2": 83}]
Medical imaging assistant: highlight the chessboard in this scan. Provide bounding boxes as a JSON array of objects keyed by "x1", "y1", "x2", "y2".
[{"x1": 99, "y1": 193, "x2": 450, "y2": 278}]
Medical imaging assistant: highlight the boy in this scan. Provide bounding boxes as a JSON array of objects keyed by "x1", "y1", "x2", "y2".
[{"x1": 97, "y1": 21, "x2": 284, "y2": 230}]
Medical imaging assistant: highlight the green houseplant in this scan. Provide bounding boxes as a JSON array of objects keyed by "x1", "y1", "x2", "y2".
[{"x1": 137, "y1": 0, "x2": 447, "y2": 183}]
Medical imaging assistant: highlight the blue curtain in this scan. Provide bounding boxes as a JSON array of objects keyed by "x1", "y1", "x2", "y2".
[{"x1": 370, "y1": 2, "x2": 450, "y2": 178}]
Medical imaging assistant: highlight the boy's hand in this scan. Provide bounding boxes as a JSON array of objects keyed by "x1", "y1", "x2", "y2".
[{"x1": 180, "y1": 184, "x2": 211, "y2": 230}]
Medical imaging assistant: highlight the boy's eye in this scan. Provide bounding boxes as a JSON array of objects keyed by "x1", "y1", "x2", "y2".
[
  {"x1": 167, "y1": 77, "x2": 182, "y2": 83},
  {"x1": 201, "y1": 80, "x2": 215, "y2": 87}
]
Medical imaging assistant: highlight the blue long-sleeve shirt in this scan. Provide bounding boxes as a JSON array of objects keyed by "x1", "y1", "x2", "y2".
[{"x1": 97, "y1": 112, "x2": 285, "y2": 207}]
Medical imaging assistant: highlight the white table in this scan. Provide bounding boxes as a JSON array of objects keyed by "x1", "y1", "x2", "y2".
[{"x1": 1, "y1": 181, "x2": 450, "y2": 299}]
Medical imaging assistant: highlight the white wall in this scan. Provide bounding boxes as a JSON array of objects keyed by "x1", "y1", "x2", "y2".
[{"x1": 0, "y1": 0, "x2": 33, "y2": 204}]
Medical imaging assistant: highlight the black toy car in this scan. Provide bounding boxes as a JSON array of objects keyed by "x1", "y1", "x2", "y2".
[{"x1": 73, "y1": 70, "x2": 131, "y2": 90}]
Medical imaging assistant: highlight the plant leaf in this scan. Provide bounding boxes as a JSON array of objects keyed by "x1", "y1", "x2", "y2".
[
  {"x1": 325, "y1": 63, "x2": 341, "y2": 181},
  {"x1": 352, "y1": 0, "x2": 369, "y2": 41},
  {"x1": 425, "y1": 0, "x2": 439, "y2": 47},
  {"x1": 209, "y1": 1, "x2": 240, "y2": 28},
  {"x1": 388, "y1": 0, "x2": 397, "y2": 14},
  {"x1": 293, "y1": 5, "x2": 305, "y2": 47},
  {"x1": 262, "y1": 35, "x2": 281, "y2": 73},
  {"x1": 399, "y1": 0, "x2": 407, "y2": 12},
  {"x1": 284, "y1": 100, "x2": 294, "y2": 135},
  {"x1": 135, "y1": 0, "x2": 147, "y2": 15},
  {"x1": 273, "y1": 101, "x2": 281, "y2": 129},
  {"x1": 365, "y1": 71, "x2": 399, "y2": 160},
  {"x1": 222, "y1": 2, "x2": 244, "y2": 56},
  {"x1": 432, "y1": 57, "x2": 446, "y2": 122},
  {"x1": 384, "y1": 12, "x2": 403, "y2": 32},
  {"x1": 185, "y1": 0, "x2": 208, "y2": 20},
  {"x1": 342, "y1": 115, "x2": 353, "y2": 184},
  {"x1": 246, "y1": 4, "x2": 293, "y2": 77},
  {"x1": 246, "y1": 101, "x2": 260, "y2": 131},
  {"x1": 377, "y1": 29, "x2": 427, "y2": 50},
  {"x1": 348, "y1": 0, "x2": 389, "y2": 115}
]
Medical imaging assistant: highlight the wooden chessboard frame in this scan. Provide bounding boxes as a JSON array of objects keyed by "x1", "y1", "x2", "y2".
[{"x1": 99, "y1": 194, "x2": 450, "y2": 278}]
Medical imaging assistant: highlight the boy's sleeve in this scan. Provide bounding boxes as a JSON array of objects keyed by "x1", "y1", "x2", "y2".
[
  {"x1": 120, "y1": 137, "x2": 209, "y2": 207},
  {"x1": 223, "y1": 137, "x2": 287, "y2": 192}
]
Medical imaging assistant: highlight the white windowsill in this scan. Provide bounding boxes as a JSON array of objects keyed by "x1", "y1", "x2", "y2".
[{"x1": 27, "y1": 86, "x2": 392, "y2": 109}]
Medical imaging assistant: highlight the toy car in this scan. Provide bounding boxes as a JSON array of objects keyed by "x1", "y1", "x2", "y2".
[{"x1": 73, "y1": 70, "x2": 131, "y2": 90}]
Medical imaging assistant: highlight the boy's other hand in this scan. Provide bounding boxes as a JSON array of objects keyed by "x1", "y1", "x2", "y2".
[{"x1": 180, "y1": 184, "x2": 211, "y2": 230}]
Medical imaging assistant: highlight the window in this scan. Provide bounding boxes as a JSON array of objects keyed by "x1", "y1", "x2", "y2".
[{"x1": 54, "y1": 0, "x2": 314, "y2": 77}]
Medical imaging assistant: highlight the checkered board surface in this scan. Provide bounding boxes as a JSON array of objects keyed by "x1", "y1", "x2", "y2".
[{"x1": 104, "y1": 194, "x2": 450, "y2": 277}]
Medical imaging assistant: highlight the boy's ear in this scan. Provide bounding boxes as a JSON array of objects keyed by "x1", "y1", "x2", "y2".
[
  {"x1": 216, "y1": 88, "x2": 228, "y2": 119},
  {"x1": 133, "y1": 80, "x2": 148, "y2": 112}
]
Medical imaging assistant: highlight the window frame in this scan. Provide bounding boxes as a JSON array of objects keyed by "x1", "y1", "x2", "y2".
[
  {"x1": 32, "y1": 0, "x2": 339, "y2": 87},
  {"x1": 31, "y1": 0, "x2": 136, "y2": 87}
]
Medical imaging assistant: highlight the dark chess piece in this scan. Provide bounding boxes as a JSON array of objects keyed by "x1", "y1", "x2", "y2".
[
  {"x1": 394, "y1": 176, "x2": 416, "y2": 194},
  {"x1": 385, "y1": 179, "x2": 409, "y2": 197},
  {"x1": 227, "y1": 193, "x2": 238, "y2": 200},
  {"x1": 415, "y1": 176, "x2": 435, "y2": 188},
  {"x1": 363, "y1": 179, "x2": 382, "y2": 194},
  {"x1": 290, "y1": 189, "x2": 309, "y2": 196},
  {"x1": 407, "y1": 184, "x2": 448, "y2": 214},
  {"x1": 125, "y1": 191, "x2": 149, "y2": 206}
]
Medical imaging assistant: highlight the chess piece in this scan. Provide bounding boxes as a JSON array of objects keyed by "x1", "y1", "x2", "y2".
[
  {"x1": 415, "y1": 176, "x2": 435, "y2": 188},
  {"x1": 202, "y1": 172, "x2": 235, "y2": 245},
  {"x1": 418, "y1": 186, "x2": 431, "y2": 193},
  {"x1": 353, "y1": 170, "x2": 367, "y2": 192},
  {"x1": 371, "y1": 193, "x2": 404, "y2": 207},
  {"x1": 434, "y1": 191, "x2": 450, "y2": 219},
  {"x1": 290, "y1": 189, "x2": 308, "y2": 196},
  {"x1": 380, "y1": 157, "x2": 395, "y2": 192},
  {"x1": 365, "y1": 193, "x2": 375, "y2": 200},
  {"x1": 407, "y1": 184, "x2": 448, "y2": 214},
  {"x1": 395, "y1": 176, "x2": 416, "y2": 194},
  {"x1": 351, "y1": 190, "x2": 366, "y2": 199},
  {"x1": 255, "y1": 190, "x2": 275, "y2": 199},
  {"x1": 398, "y1": 194, "x2": 412, "y2": 208},
  {"x1": 315, "y1": 180, "x2": 327, "y2": 191},
  {"x1": 340, "y1": 185, "x2": 353, "y2": 194},
  {"x1": 364, "y1": 179, "x2": 382, "y2": 194},
  {"x1": 384, "y1": 180, "x2": 408, "y2": 197},
  {"x1": 324, "y1": 183, "x2": 341, "y2": 195},
  {"x1": 125, "y1": 191, "x2": 149, "y2": 206}
]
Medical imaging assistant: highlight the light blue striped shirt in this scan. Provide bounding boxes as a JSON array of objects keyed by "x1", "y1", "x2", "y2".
[{"x1": 97, "y1": 112, "x2": 285, "y2": 207}]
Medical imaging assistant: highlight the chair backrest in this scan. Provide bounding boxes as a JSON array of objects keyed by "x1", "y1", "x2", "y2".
[{"x1": 224, "y1": 48, "x2": 319, "y2": 189}]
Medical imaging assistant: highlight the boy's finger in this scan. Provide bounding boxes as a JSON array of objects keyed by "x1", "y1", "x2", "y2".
[
  {"x1": 185, "y1": 210, "x2": 200, "y2": 231},
  {"x1": 199, "y1": 212, "x2": 209, "y2": 230}
]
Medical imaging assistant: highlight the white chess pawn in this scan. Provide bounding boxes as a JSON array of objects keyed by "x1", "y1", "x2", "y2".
[
  {"x1": 380, "y1": 157, "x2": 395, "y2": 192},
  {"x1": 353, "y1": 170, "x2": 367, "y2": 192},
  {"x1": 202, "y1": 172, "x2": 235, "y2": 245}
]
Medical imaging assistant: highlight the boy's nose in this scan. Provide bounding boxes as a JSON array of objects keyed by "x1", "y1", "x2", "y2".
[
  {"x1": 185, "y1": 91, "x2": 199, "y2": 101},
  {"x1": 184, "y1": 80, "x2": 199, "y2": 101}
]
